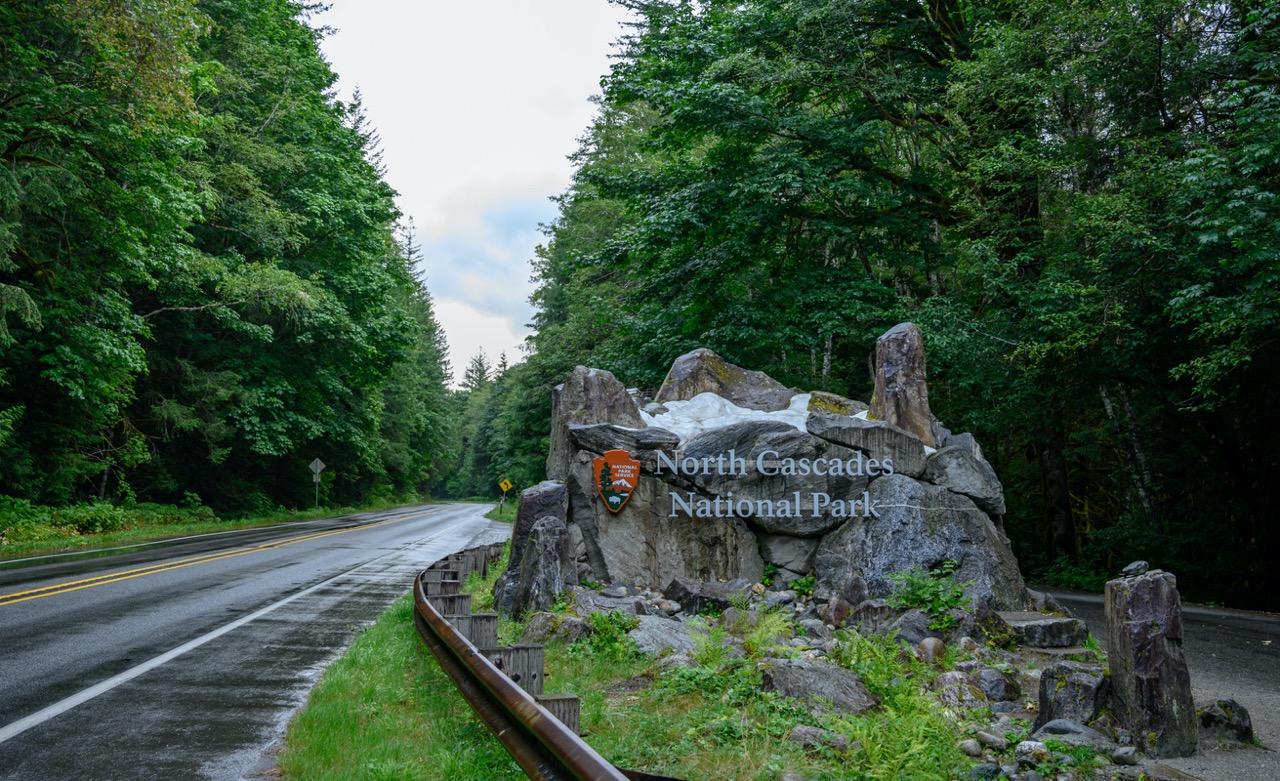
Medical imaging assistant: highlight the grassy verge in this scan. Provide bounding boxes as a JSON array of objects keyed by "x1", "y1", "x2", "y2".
[
  {"x1": 0, "y1": 498, "x2": 430, "y2": 560},
  {"x1": 280, "y1": 546, "x2": 971, "y2": 781},
  {"x1": 484, "y1": 500, "x2": 516, "y2": 523}
]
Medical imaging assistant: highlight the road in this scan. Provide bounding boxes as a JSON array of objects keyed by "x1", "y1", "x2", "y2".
[
  {"x1": 0, "y1": 503, "x2": 509, "y2": 781},
  {"x1": 1050, "y1": 589, "x2": 1280, "y2": 780}
]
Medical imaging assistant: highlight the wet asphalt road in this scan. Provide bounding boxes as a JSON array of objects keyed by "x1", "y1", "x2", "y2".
[
  {"x1": 1050, "y1": 589, "x2": 1280, "y2": 781},
  {"x1": 0, "y1": 503, "x2": 509, "y2": 781}
]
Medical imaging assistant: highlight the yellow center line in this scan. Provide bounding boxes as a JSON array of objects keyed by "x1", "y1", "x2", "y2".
[{"x1": 0, "y1": 513, "x2": 419, "y2": 608}]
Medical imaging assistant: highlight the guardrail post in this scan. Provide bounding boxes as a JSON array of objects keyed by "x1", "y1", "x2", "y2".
[
  {"x1": 422, "y1": 569, "x2": 460, "y2": 583},
  {"x1": 425, "y1": 580, "x2": 461, "y2": 596},
  {"x1": 426, "y1": 593, "x2": 472, "y2": 615},
  {"x1": 484, "y1": 645, "x2": 545, "y2": 696},
  {"x1": 535, "y1": 694, "x2": 581, "y2": 735}
]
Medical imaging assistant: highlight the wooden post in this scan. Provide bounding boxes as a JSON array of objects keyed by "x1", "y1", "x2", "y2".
[
  {"x1": 426, "y1": 593, "x2": 472, "y2": 616},
  {"x1": 536, "y1": 694, "x2": 582, "y2": 735},
  {"x1": 484, "y1": 645, "x2": 545, "y2": 696},
  {"x1": 449, "y1": 613, "x2": 499, "y2": 649}
]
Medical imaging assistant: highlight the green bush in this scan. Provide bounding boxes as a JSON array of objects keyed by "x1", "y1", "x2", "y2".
[
  {"x1": 576, "y1": 611, "x2": 640, "y2": 660},
  {"x1": 52, "y1": 503, "x2": 129, "y2": 534},
  {"x1": 888, "y1": 561, "x2": 972, "y2": 631}
]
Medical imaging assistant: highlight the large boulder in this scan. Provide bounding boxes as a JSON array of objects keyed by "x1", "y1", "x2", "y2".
[
  {"x1": 569, "y1": 423, "x2": 681, "y2": 474},
  {"x1": 546, "y1": 366, "x2": 643, "y2": 481},
  {"x1": 868, "y1": 322, "x2": 936, "y2": 446},
  {"x1": 508, "y1": 515, "x2": 577, "y2": 617},
  {"x1": 654, "y1": 348, "x2": 794, "y2": 411},
  {"x1": 1198, "y1": 699, "x2": 1254, "y2": 746},
  {"x1": 629, "y1": 614, "x2": 698, "y2": 655},
  {"x1": 806, "y1": 413, "x2": 928, "y2": 478},
  {"x1": 678, "y1": 420, "x2": 870, "y2": 537},
  {"x1": 493, "y1": 481, "x2": 568, "y2": 615},
  {"x1": 1105, "y1": 570, "x2": 1197, "y2": 757},
  {"x1": 924, "y1": 446, "x2": 1006, "y2": 516},
  {"x1": 1035, "y1": 661, "x2": 1109, "y2": 729},
  {"x1": 759, "y1": 658, "x2": 878, "y2": 716},
  {"x1": 815, "y1": 473, "x2": 1027, "y2": 609},
  {"x1": 567, "y1": 450, "x2": 764, "y2": 588}
]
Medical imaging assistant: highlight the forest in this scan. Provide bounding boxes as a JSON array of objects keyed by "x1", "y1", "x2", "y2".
[
  {"x1": 2, "y1": 0, "x2": 1277, "y2": 609},
  {"x1": 0, "y1": 1, "x2": 452, "y2": 516},
  {"x1": 443, "y1": 0, "x2": 1280, "y2": 610}
]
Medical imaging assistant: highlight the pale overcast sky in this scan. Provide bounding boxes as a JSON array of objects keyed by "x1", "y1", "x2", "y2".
[{"x1": 315, "y1": 2, "x2": 628, "y2": 381}]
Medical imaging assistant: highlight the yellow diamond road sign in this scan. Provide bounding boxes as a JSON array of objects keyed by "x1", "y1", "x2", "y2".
[{"x1": 499, "y1": 479, "x2": 513, "y2": 493}]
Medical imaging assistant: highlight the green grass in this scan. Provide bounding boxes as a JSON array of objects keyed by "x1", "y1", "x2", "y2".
[
  {"x1": 281, "y1": 548, "x2": 975, "y2": 781},
  {"x1": 484, "y1": 500, "x2": 516, "y2": 523},
  {"x1": 0, "y1": 497, "x2": 433, "y2": 560}
]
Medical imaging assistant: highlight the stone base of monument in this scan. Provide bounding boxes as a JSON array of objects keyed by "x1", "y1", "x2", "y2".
[{"x1": 484, "y1": 324, "x2": 1263, "y2": 777}]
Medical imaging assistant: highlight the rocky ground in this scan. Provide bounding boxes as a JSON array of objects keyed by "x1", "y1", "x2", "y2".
[{"x1": 520, "y1": 573, "x2": 1268, "y2": 781}]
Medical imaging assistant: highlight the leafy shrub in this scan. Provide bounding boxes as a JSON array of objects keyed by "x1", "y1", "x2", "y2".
[
  {"x1": 53, "y1": 503, "x2": 128, "y2": 534},
  {"x1": 577, "y1": 611, "x2": 640, "y2": 660},
  {"x1": 888, "y1": 561, "x2": 972, "y2": 631},
  {"x1": 790, "y1": 574, "x2": 815, "y2": 597}
]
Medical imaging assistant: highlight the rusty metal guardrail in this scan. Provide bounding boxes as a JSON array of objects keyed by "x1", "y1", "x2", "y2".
[{"x1": 412, "y1": 545, "x2": 682, "y2": 781}]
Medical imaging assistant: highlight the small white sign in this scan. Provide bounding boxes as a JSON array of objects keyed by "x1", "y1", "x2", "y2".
[{"x1": 309, "y1": 458, "x2": 325, "y2": 475}]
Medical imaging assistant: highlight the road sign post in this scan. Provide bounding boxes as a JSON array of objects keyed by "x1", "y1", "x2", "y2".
[
  {"x1": 309, "y1": 458, "x2": 326, "y2": 508},
  {"x1": 498, "y1": 479, "x2": 513, "y2": 515}
]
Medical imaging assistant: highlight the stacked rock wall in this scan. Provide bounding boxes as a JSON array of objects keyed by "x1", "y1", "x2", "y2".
[{"x1": 499, "y1": 323, "x2": 1032, "y2": 616}]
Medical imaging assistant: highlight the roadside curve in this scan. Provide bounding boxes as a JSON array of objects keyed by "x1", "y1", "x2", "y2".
[{"x1": 0, "y1": 502, "x2": 510, "y2": 781}]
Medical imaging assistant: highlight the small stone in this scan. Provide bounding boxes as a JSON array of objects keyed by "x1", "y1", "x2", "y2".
[
  {"x1": 658, "y1": 599, "x2": 682, "y2": 615},
  {"x1": 967, "y1": 764, "x2": 1001, "y2": 781},
  {"x1": 1014, "y1": 740, "x2": 1050, "y2": 767},
  {"x1": 976, "y1": 730, "x2": 1007, "y2": 750},
  {"x1": 990, "y1": 701, "x2": 1021, "y2": 714},
  {"x1": 1198, "y1": 698, "x2": 1255, "y2": 745},
  {"x1": 1111, "y1": 746, "x2": 1140, "y2": 765},
  {"x1": 1032, "y1": 719, "x2": 1113, "y2": 750},
  {"x1": 779, "y1": 772, "x2": 807, "y2": 781},
  {"x1": 978, "y1": 667, "x2": 1020, "y2": 702},
  {"x1": 764, "y1": 590, "x2": 796, "y2": 608},
  {"x1": 917, "y1": 637, "x2": 946, "y2": 665},
  {"x1": 1023, "y1": 772, "x2": 1043, "y2": 781},
  {"x1": 633, "y1": 598, "x2": 651, "y2": 615},
  {"x1": 601, "y1": 585, "x2": 629, "y2": 598},
  {"x1": 788, "y1": 724, "x2": 850, "y2": 752},
  {"x1": 958, "y1": 636, "x2": 980, "y2": 653},
  {"x1": 959, "y1": 738, "x2": 983, "y2": 758},
  {"x1": 1121, "y1": 560, "x2": 1149, "y2": 577}
]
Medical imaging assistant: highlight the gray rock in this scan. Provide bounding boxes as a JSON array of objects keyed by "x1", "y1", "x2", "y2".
[
  {"x1": 1026, "y1": 588, "x2": 1071, "y2": 616},
  {"x1": 657, "y1": 652, "x2": 695, "y2": 671},
  {"x1": 657, "y1": 599, "x2": 682, "y2": 615},
  {"x1": 1035, "y1": 661, "x2": 1108, "y2": 730},
  {"x1": 520, "y1": 612, "x2": 590, "y2": 645},
  {"x1": 868, "y1": 322, "x2": 936, "y2": 446},
  {"x1": 759, "y1": 533, "x2": 821, "y2": 572},
  {"x1": 959, "y1": 738, "x2": 983, "y2": 758},
  {"x1": 978, "y1": 668, "x2": 1021, "y2": 703},
  {"x1": 935, "y1": 670, "x2": 988, "y2": 709},
  {"x1": 508, "y1": 515, "x2": 578, "y2": 617},
  {"x1": 759, "y1": 658, "x2": 878, "y2": 716},
  {"x1": 815, "y1": 474, "x2": 1027, "y2": 609},
  {"x1": 764, "y1": 590, "x2": 795, "y2": 608},
  {"x1": 546, "y1": 366, "x2": 643, "y2": 481},
  {"x1": 1122, "y1": 560, "x2": 1149, "y2": 577},
  {"x1": 1111, "y1": 746, "x2": 1140, "y2": 765},
  {"x1": 1105, "y1": 570, "x2": 1197, "y2": 757},
  {"x1": 1198, "y1": 698, "x2": 1254, "y2": 746},
  {"x1": 1014, "y1": 740, "x2": 1050, "y2": 767},
  {"x1": 889, "y1": 609, "x2": 939, "y2": 646},
  {"x1": 846, "y1": 599, "x2": 899, "y2": 635},
  {"x1": 629, "y1": 614, "x2": 697, "y2": 655},
  {"x1": 807, "y1": 391, "x2": 867, "y2": 416},
  {"x1": 976, "y1": 730, "x2": 1007, "y2": 750},
  {"x1": 601, "y1": 585, "x2": 629, "y2": 598},
  {"x1": 654, "y1": 347, "x2": 795, "y2": 411},
  {"x1": 1002, "y1": 612, "x2": 1088, "y2": 648},
  {"x1": 924, "y1": 445, "x2": 1006, "y2": 516},
  {"x1": 789, "y1": 724, "x2": 850, "y2": 752},
  {"x1": 494, "y1": 481, "x2": 569, "y2": 614},
  {"x1": 568, "y1": 423, "x2": 680, "y2": 474},
  {"x1": 805, "y1": 413, "x2": 928, "y2": 478},
  {"x1": 567, "y1": 451, "x2": 764, "y2": 588},
  {"x1": 797, "y1": 618, "x2": 832, "y2": 640},
  {"x1": 679, "y1": 420, "x2": 869, "y2": 537},
  {"x1": 917, "y1": 637, "x2": 946, "y2": 665},
  {"x1": 967, "y1": 764, "x2": 1001, "y2": 781},
  {"x1": 574, "y1": 590, "x2": 639, "y2": 616},
  {"x1": 1032, "y1": 719, "x2": 1114, "y2": 750}
]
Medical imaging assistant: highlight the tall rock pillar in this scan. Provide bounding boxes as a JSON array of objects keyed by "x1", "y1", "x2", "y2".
[{"x1": 869, "y1": 322, "x2": 936, "y2": 447}]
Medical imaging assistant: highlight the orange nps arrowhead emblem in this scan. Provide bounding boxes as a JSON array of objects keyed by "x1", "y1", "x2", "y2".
[{"x1": 593, "y1": 449, "x2": 640, "y2": 513}]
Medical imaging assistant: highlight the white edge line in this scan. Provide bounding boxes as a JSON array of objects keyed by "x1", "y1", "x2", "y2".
[{"x1": 0, "y1": 521, "x2": 453, "y2": 745}]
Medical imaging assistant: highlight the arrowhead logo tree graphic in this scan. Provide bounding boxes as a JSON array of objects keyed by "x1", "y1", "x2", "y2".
[{"x1": 593, "y1": 449, "x2": 640, "y2": 513}]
